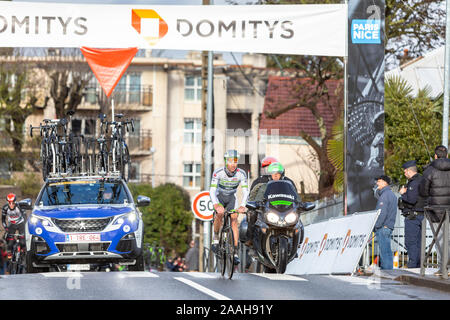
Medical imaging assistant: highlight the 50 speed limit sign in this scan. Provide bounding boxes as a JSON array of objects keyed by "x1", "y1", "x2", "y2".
[{"x1": 191, "y1": 191, "x2": 214, "y2": 221}]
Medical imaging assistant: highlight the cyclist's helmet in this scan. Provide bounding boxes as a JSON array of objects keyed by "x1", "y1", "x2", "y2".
[
  {"x1": 6, "y1": 193, "x2": 16, "y2": 204},
  {"x1": 261, "y1": 156, "x2": 279, "y2": 175},
  {"x1": 224, "y1": 150, "x2": 240, "y2": 176},
  {"x1": 267, "y1": 162, "x2": 285, "y2": 179}
]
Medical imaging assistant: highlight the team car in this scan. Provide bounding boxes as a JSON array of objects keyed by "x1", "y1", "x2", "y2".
[{"x1": 24, "y1": 175, "x2": 149, "y2": 273}]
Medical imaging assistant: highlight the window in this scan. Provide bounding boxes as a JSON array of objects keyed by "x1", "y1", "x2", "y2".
[
  {"x1": 183, "y1": 162, "x2": 201, "y2": 188},
  {"x1": 129, "y1": 162, "x2": 140, "y2": 182},
  {"x1": 184, "y1": 76, "x2": 202, "y2": 102},
  {"x1": 184, "y1": 118, "x2": 202, "y2": 144},
  {"x1": 71, "y1": 119, "x2": 96, "y2": 136},
  {"x1": 110, "y1": 73, "x2": 143, "y2": 104}
]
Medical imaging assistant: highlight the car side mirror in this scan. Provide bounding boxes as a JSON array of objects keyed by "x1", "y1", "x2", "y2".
[
  {"x1": 301, "y1": 202, "x2": 315, "y2": 211},
  {"x1": 18, "y1": 198, "x2": 32, "y2": 210},
  {"x1": 136, "y1": 195, "x2": 151, "y2": 207}
]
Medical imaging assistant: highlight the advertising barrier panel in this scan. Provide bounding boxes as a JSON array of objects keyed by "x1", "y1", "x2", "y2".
[
  {"x1": 0, "y1": 2, "x2": 346, "y2": 56},
  {"x1": 286, "y1": 210, "x2": 379, "y2": 275}
]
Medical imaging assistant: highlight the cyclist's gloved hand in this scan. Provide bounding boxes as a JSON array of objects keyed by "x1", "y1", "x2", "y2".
[
  {"x1": 214, "y1": 204, "x2": 225, "y2": 215},
  {"x1": 237, "y1": 206, "x2": 246, "y2": 214}
]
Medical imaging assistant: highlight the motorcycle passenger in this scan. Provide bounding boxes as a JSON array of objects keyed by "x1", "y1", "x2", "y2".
[
  {"x1": 245, "y1": 162, "x2": 298, "y2": 247},
  {"x1": 209, "y1": 150, "x2": 249, "y2": 265},
  {"x1": 2, "y1": 193, "x2": 27, "y2": 255},
  {"x1": 249, "y1": 156, "x2": 279, "y2": 192}
]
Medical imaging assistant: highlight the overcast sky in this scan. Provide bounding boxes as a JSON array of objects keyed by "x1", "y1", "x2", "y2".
[{"x1": 12, "y1": 0, "x2": 253, "y2": 63}]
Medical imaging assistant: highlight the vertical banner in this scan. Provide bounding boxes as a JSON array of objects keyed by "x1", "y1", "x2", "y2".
[{"x1": 346, "y1": 0, "x2": 385, "y2": 214}]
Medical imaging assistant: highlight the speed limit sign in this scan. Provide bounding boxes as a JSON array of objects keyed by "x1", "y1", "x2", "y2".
[{"x1": 191, "y1": 191, "x2": 214, "y2": 221}]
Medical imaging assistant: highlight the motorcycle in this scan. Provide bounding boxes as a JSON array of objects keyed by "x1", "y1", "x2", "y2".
[{"x1": 240, "y1": 180, "x2": 315, "y2": 274}]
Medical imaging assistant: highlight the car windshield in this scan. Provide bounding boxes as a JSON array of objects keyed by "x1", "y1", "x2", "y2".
[
  {"x1": 39, "y1": 179, "x2": 130, "y2": 206},
  {"x1": 263, "y1": 180, "x2": 298, "y2": 208}
]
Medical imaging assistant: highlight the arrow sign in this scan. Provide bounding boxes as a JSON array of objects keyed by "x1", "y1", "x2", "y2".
[{"x1": 191, "y1": 191, "x2": 214, "y2": 222}]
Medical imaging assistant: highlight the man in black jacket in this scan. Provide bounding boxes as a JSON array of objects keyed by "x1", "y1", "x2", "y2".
[
  {"x1": 419, "y1": 145, "x2": 450, "y2": 274},
  {"x1": 399, "y1": 160, "x2": 424, "y2": 268}
]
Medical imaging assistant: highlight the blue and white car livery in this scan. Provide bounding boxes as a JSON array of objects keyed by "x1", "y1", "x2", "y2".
[{"x1": 25, "y1": 176, "x2": 149, "y2": 272}]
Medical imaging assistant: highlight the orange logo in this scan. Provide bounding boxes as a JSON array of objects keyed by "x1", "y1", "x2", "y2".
[
  {"x1": 341, "y1": 229, "x2": 351, "y2": 254},
  {"x1": 298, "y1": 237, "x2": 309, "y2": 260},
  {"x1": 132, "y1": 9, "x2": 168, "y2": 46},
  {"x1": 318, "y1": 233, "x2": 328, "y2": 256}
]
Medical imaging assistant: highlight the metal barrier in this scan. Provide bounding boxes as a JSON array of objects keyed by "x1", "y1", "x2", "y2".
[
  {"x1": 360, "y1": 209, "x2": 439, "y2": 271},
  {"x1": 420, "y1": 206, "x2": 449, "y2": 279}
]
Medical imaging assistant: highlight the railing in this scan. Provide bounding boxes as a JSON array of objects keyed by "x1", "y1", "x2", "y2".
[
  {"x1": 126, "y1": 129, "x2": 152, "y2": 154},
  {"x1": 83, "y1": 84, "x2": 153, "y2": 106}
]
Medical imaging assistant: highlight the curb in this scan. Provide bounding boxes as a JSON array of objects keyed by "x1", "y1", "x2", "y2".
[{"x1": 394, "y1": 275, "x2": 450, "y2": 293}]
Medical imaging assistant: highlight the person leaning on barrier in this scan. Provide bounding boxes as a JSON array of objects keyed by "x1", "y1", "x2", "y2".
[
  {"x1": 374, "y1": 175, "x2": 397, "y2": 270},
  {"x1": 399, "y1": 160, "x2": 425, "y2": 268},
  {"x1": 419, "y1": 145, "x2": 450, "y2": 275}
]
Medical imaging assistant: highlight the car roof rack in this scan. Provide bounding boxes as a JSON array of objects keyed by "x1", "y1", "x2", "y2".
[{"x1": 46, "y1": 171, "x2": 122, "y2": 182}]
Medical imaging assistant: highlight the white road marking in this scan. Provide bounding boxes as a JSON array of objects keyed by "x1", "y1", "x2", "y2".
[
  {"x1": 185, "y1": 272, "x2": 215, "y2": 279},
  {"x1": 175, "y1": 277, "x2": 231, "y2": 300},
  {"x1": 42, "y1": 272, "x2": 83, "y2": 278},
  {"x1": 252, "y1": 273, "x2": 308, "y2": 281},
  {"x1": 117, "y1": 272, "x2": 159, "y2": 278},
  {"x1": 326, "y1": 275, "x2": 381, "y2": 287}
]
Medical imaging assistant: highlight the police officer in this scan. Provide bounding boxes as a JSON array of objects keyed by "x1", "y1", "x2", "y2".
[{"x1": 399, "y1": 160, "x2": 424, "y2": 268}]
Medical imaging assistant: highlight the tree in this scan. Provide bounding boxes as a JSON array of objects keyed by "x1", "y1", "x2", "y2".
[
  {"x1": 128, "y1": 183, "x2": 193, "y2": 255},
  {"x1": 0, "y1": 61, "x2": 47, "y2": 171},
  {"x1": 34, "y1": 48, "x2": 93, "y2": 119},
  {"x1": 384, "y1": 76, "x2": 443, "y2": 184},
  {"x1": 264, "y1": 59, "x2": 344, "y2": 197}
]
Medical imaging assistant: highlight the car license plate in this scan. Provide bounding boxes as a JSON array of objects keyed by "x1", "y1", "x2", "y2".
[
  {"x1": 65, "y1": 233, "x2": 101, "y2": 242},
  {"x1": 67, "y1": 264, "x2": 90, "y2": 271}
]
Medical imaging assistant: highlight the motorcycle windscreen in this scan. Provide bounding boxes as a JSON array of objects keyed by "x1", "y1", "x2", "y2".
[{"x1": 263, "y1": 180, "x2": 298, "y2": 212}]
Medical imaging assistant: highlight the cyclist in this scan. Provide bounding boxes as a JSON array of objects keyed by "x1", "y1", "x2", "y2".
[
  {"x1": 245, "y1": 162, "x2": 298, "y2": 247},
  {"x1": 2, "y1": 193, "x2": 27, "y2": 255},
  {"x1": 210, "y1": 150, "x2": 249, "y2": 265}
]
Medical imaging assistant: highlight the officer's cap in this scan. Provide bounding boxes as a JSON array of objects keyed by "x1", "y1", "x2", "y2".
[{"x1": 402, "y1": 160, "x2": 417, "y2": 169}]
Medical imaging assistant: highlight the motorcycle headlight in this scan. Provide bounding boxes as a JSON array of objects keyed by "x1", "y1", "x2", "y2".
[
  {"x1": 285, "y1": 212, "x2": 298, "y2": 224},
  {"x1": 266, "y1": 212, "x2": 280, "y2": 224}
]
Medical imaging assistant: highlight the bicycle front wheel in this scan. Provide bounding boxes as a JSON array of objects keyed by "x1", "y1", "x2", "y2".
[{"x1": 224, "y1": 215, "x2": 235, "y2": 279}]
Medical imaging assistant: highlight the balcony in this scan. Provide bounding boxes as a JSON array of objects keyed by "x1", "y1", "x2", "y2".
[
  {"x1": 126, "y1": 129, "x2": 152, "y2": 156},
  {"x1": 81, "y1": 84, "x2": 153, "y2": 111}
]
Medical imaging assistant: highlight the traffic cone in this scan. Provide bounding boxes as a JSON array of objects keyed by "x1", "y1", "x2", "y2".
[
  {"x1": 366, "y1": 256, "x2": 379, "y2": 273},
  {"x1": 393, "y1": 251, "x2": 399, "y2": 269}
]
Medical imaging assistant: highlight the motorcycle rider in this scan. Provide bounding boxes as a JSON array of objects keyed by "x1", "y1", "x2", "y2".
[
  {"x1": 2, "y1": 193, "x2": 27, "y2": 255},
  {"x1": 245, "y1": 162, "x2": 298, "y2": 247},
  {"x1": 209, "y1": 150, "x2": 249, "y2": 265}
]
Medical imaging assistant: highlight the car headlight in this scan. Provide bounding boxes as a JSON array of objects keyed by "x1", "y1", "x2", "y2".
[
  {"x1": 127, "y1": 211, "x2": 137, "y2": 222},
  {"x1": 266, "y1": 212, "x2": 280, "y2": 224},
  {"x1": 112, "y1": 211, "x2": 137, "y2": 225},
  {"x1": 284, "y1": 212, "x2": 298, "y2": 224},
  {"x1": 30, "y1": 215, "x2": 39, "y2": 224}
]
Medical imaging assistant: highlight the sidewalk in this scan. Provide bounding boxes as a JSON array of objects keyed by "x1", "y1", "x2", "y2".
[{"x1": 364, "y1": 267, "x2": 450, "y2": 293}]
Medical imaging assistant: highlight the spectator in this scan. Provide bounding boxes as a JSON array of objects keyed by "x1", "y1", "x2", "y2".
[
  {"x1": 172, "y1": 256, "x2": 186, "y2": 272},
  {"x1": 419, "y1": 145, "x2": 450, "y2": 276},
  {"x1": 185, "y1": 240, "x2": 199, "y2": 272},
  {"x1": 165, "y1": 257, "x2": 175, "y2": 271},
  {"x1": 399, "y1": 160, "x2": 425, "y2": 268},
  {"x1": 374, "y1": 175, "x2": 397, "y2": 270},
  {"x1": 0, "y1": 240, "x2": 6, "y2": 275}
]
